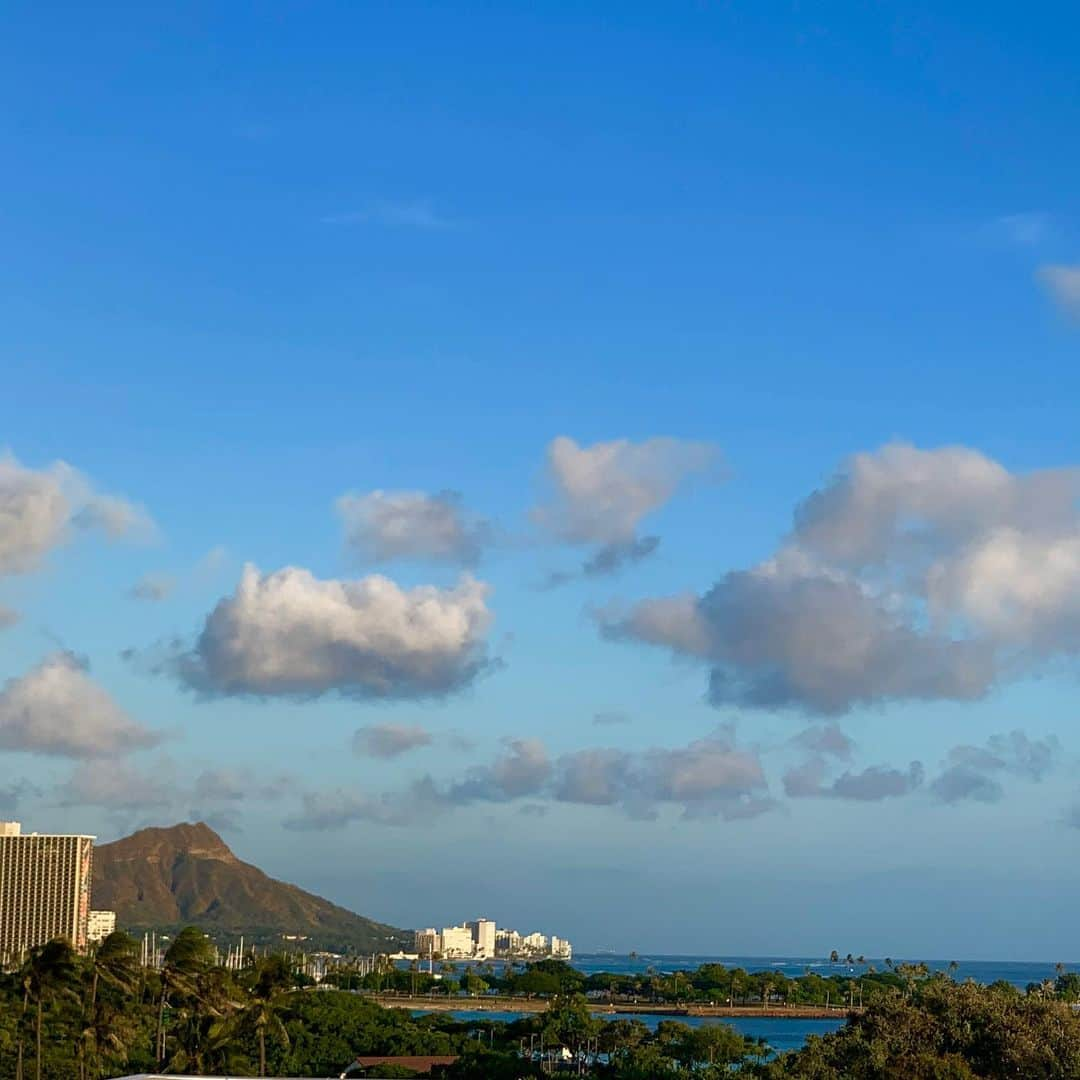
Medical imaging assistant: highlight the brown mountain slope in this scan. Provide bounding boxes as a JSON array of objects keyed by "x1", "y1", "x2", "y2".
[{"x1": 92, "y1": 822, "x2": 411, "y2": 952}]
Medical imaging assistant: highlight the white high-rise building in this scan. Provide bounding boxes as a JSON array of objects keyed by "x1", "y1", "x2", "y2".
[
  {"x1": 0, "y1": 822, "x2": 95, "y2": 963},
  {"x1": 467, "y1": 918, "x2": 496, "y2": 957}
]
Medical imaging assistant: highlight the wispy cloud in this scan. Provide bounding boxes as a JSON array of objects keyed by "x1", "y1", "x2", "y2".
[
  {"x1": 986, "y1": 212, "x2": 1052, "y2": 248},
  {"x1": 321, "y1": 200, "x2": 459, "y2": 229}
]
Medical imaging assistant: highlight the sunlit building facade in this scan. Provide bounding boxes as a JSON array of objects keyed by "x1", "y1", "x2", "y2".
[{"x1": 0, "y1": 822, "x2": 95, "y2": 963}]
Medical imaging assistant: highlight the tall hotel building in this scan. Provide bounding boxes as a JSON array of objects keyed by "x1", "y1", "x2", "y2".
[{"x1": 0, "y1": 822, "x2": 95, "y2": 963}]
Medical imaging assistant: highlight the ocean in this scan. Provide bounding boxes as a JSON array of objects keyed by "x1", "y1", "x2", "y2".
[{"x1": 427, "y1": 952, "x2": 1074, "y2": 989}]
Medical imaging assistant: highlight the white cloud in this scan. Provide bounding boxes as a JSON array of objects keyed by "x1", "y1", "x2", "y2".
[
  {"x1": 337, "y1": 490, "x2": 490, "y2": 565},
  {"x1": 285, "y1": 727, "x2": 774, "y2": 830},
  {"x1": 1039, "y1": 264, "x2": 1080, "y2": 317},
  {"x1": 926, "y1": 527, "x2": 1080, "y2": 647},
  {"x1": 74, "y1": 494, "x2": 155, "y2": 540},
  {"x1": 353, "y1": 723, "x2": 434, "y2": 759},
  {"x1": 551, "y1": 728, "x2": 772, "y2": 821},
  {"x1": 449, "y1": 738, "x2": 552, "y2": 802},
  {"x1": 0, "y1": 653, "x2": 161, "y2": 758},
  {"x1": 598, "y1": 442, "x2": 1080, "y2": 713},
  {"x1": 174, "y1": 564, "x2": 495, "y2": 699},
  {"x1": 533, "y1": 436, "x2": 716, "y2": 545},
  {"x1": 0, "y1": 451, "x2": 154, "y2": 576},
  {"x1": 792, "y1": 443, "x2": 1078, "y2": 570},
  {"x1": 57, "y1": 759, "x2": 175, "y2": 810},
  {"x1": 599, "y1": 570, "x2": 993, "y2": 714}
]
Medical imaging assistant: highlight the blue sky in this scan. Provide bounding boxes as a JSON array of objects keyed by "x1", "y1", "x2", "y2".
[{"x1": 2, "y1": 1, "x2": 1080, "y2": 959}]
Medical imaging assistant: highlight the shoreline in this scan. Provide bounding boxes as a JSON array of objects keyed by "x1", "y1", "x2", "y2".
[{"x1": 374, "y1": 994, "x2": 855, "y2": 1019}]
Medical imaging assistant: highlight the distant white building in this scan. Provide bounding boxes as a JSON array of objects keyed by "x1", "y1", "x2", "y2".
[
  {"x1": 495, "y1": 928, "x2": 521, "y2": 953},
  {"x1": 416, "y1": 928, "x2": 439, "y2": 958},
  {"x1": 87, "y1": 910, "x2": 117, "y2": 943},
  {"x1": 550, "y1": 935, "x2": 572, "y2": 959},
  {"x1": 522, "y1": 931, "x2": 548, "y2": 953},
  {"x1": 439, "y1": 924, "x2": 475, "y2": 958},
  {"x1": 467, "y1": 918, "x2": 496, "y2": 957}
]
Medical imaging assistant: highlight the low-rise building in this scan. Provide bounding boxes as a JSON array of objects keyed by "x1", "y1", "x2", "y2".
[
  {"x1": 87, "y1": 910, "x2": 117, "y2": 943},
  {"x1": 550, "y1": 935, "x2": 572, "y2": 959}
]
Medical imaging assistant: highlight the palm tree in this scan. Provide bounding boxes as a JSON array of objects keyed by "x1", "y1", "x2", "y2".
[
  {"x1": 227, "y1": 956, "x2": 293, "y2": 1077},
  {"x1": 79, "y1": 932, "x2": 140, "y2": 1080},
  {"x1": 156, "y1": 927, "x2": 216, "y2": 1066},
  {"x1": 20, "y1": 938, "x2": 79, "y2": 1080}
]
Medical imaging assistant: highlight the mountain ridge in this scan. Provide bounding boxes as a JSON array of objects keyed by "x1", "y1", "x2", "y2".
[{"x1": 92, "y1": 821, "x2": 412, "y2": 952}]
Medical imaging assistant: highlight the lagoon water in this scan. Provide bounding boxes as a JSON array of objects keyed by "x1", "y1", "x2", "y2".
[
  {"x1": 434, "y1": 1009, "x2": 843, "y2": 1055},
  {"x1": 417, "y1": 953, "x2": 1076, "y2": 1053}
]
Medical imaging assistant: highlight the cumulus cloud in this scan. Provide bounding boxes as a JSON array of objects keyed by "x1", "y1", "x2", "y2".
[
  {"x1": 0, "y1": 653, "x2": 161, "y2": 758},
  {"x1": 171, "y1": 564, "x2": 495, "y2": 700},
  {"x1": 1039, "y1": 264, "x2": 1080, "y2": 317},
  {"x1": 554, "y1": 727, "x2": 772, "y2": 820},
  {"x1": 597, "y1": 442, "x2": 1080, "y2": 713},
  {"x1": 784, "y1": 757, "x2": 923, "y2": 801},
  {"x1": 0, "y1": 452, "x2": 153, "y2": 576},
  {"x1": 57, "y1": 759, "x2": 175, "y2": 810},
  {"x1": 930, "y1": 731, "x2": 1059, "y2": 804},
  {"x1": 286, "y1": 727, "x2": 774, "y2": 829},
  {"x1": 791, "y1": 724, "x2": 854, "y2": 760},
  {"x1": 598, "y1": 570, "x2": 994, "y2": 714},
  {"x1": 930, "y1": 767, "x2": 1003, "y2": 805},
  {"x1": 337, "y1": 490, "x2": 491, "y2": 565},
  {"x1": 449, "y1": 739, "x2": 552, "y2": 802},
  {"x1": 74, "y1": 494, "x2": 155, "y2": 540},
  {"x1": 533, "y1": 436, "x2": 716, "y2": 545},
  {"x1": 131, "y1": 574, "x2": 175, "y2": 602},
  {"x1": 353, "y1": 723, "x2": 434, "y2": 759}
]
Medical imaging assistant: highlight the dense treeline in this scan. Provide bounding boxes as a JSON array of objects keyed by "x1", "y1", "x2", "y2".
[
  {"x1": 331, "y1": 956, "x2": 935, "y2": 1009},
  {"x1": 5, "y1": 930, "x2": 1080, "y2": 1078}
]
